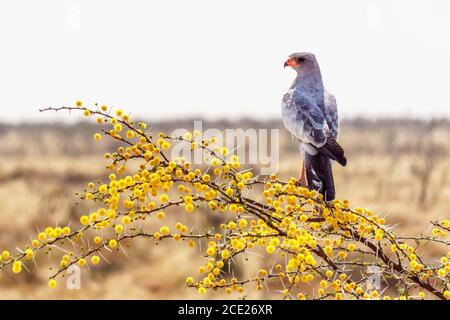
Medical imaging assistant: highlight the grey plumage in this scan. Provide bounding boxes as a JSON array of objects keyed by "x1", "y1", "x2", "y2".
[
  {"x1": 281, "y1": 52, "x2": 346, "y2": 200},
  {"x1": 324, "y1": 91, "x2": 339, "y2": 140}
]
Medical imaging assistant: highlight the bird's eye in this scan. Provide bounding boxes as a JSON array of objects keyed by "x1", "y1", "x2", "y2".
[{"x1": 297, "y1": 57, "x2": 305, "y2": 63}]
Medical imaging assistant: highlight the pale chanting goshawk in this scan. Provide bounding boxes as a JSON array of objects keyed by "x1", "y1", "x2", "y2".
[{"x1": 281, "y1": 52, "x2": 347, "y2": 201}]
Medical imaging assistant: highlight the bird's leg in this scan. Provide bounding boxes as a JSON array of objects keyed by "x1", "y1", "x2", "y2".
[{"x1": 298, "y1": 160, "x2": 307, "y2": 187}]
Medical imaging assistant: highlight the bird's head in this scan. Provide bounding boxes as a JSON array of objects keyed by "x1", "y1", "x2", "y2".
[{"x1": 284, "y1": 52, "x2": 318, "y2": 74}]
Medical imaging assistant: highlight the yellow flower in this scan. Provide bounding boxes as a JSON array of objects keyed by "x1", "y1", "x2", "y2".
[
  {"x1": 207, "y1": 247, "x2": 216, "y2": 256},
  {"x1": 109, "y1": 239, "x2": 118, "y2": 248},
  {"x1": 308, "y1": 240, "x2": 317, "y2": 248},
  {"x1": 160, "y1": 226, "x2": 170, "y2": 235},
  {"x1": 198, "y1": 287, "x2": 206, "y2": 294},
  {"x1": 98, "y1": 184, "x2": 108, "y2": 193},
  {"x1": 78, "y1": 258, "x2": 87, "y2": 266},
  {"x1": 159, "y1": 194, "x2": 169, "y2": 203},
  {"x1": 2, "y1": 250, "x2": 10, "y2": 260},
  {"x1": 122, "y1": 216, "x2": 131, "y2": 225},
  {"x1": 238, "y1": 219, "x2": 248, "y2": 228},
  {"x1": 115, "y1": 224, "x2": 124, "y2": 234},
  {"x1": 123, "y1": 200, "x2": 134, "y2": 209},
  {"x1": 48, "y1": 279, "x2": 57, "y2": 288},
  {"x1": 172, "y1": 234, "x2": 181, "y2": 241},
  {"x1": 228, "y1": 221, "x2": 237, "y2": 230},
  {"x1": 62, "y1": 227, "x2": 71, "y2": 235},
  {"x1": 114, "y1": 123, "x2": 123, "y2": 132},
  {"x1": 258, "y1": 269, "x2": 268, "y2": 277},
  {"x1": 305, "y1": 255, "x2": 316, "y2": 266},
  {"x1": 220, "y1": 147, "x2": 229, "y2": 156},
  {"x1": 94, "y1": 133, "x2": 102, "y2": 141},
  {"x1": 12, "y1": 261, "x2": 22, "y2": 274},
  {"x1": 91, "y1": 255, "x2": 100, "y2": 265},
  {"x1": 186, "y1": 277, "x2": 194, "y2": 284},
  {"x1": 443, "y1": 291, "x2": 450, "y2": 299},
  {"x1": 80, "y1": 215, "x2": 89, "y2": 226},
  {"x1": 75, "y1": 100, "x2": 83, "y2": 107},
  {"x1": 107, "y1": 209, "x2": 117, "y2": 219},
  {"x1": 185, "y1": 203, "x2": 194, "y2": 213},
  {"x1": 25, "y1": 248, "x2": 34, "y2": 260},
  {"x1": 156, "y1": 211, "x2": 165, "y2": 219},
  {"x1": 266, "y1": 245, "x2": 276, "y2": 254},
  {"x1": 221, "y1": 249, "x2": 230, "y2": 260}
]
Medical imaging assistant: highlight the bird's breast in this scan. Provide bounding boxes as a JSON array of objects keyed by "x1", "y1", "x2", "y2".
[{"x1": 281, "y1": 89, "x2": 294, "y2": 110}]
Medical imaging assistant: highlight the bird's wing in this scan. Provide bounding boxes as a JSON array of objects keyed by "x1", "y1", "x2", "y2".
[
  {"x1": 324, "y1": 91, "x2": 339, "y2": 139},
  {"x1": 282, "y1": 89, "x2": 347, "y2": 166},
  {"x1": 289, "y1": 90, "x2": 327, "y2": 148}
]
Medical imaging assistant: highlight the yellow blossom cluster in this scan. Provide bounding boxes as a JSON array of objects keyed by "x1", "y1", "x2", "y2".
[{"x1": 0, "y1": 102, "x2": 448, "y2": 300}]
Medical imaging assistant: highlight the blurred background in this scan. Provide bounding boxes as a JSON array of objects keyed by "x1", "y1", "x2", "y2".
[{"x1": 1, "y1": 0, "x2": 450, "y2": 299}]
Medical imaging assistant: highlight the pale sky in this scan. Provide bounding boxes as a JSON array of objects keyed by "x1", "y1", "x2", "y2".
[{"x1": 1, "y1": 0, "x2": 450, "y2": 123}]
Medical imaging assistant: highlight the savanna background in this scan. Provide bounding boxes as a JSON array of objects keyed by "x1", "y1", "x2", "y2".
[
  {"x1": 1, "y1": 0, "x2": 450, "y2": 299},
  {"x1": 0, "y1": 118, "x2": 449, "y2": 298}
]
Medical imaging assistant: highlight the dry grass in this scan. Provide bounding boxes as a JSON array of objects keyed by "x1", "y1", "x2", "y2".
[{"x1": 0, "y1": 118, "x2": 449, "y2": 299}]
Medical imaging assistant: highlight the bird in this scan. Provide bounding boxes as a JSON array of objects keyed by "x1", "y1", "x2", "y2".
[{"x1": 281, "y1": 52, "x2": 347, "y2": 201}]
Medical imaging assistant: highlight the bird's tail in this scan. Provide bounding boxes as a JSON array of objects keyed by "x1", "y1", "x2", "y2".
[{"x1": 304, "y1": 152, "x2": 335, "y2": 201}]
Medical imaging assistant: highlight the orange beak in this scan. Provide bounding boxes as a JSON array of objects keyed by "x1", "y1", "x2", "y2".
[{"x1": 284, "y1": 58, "x2": 300, "y2": 68}]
